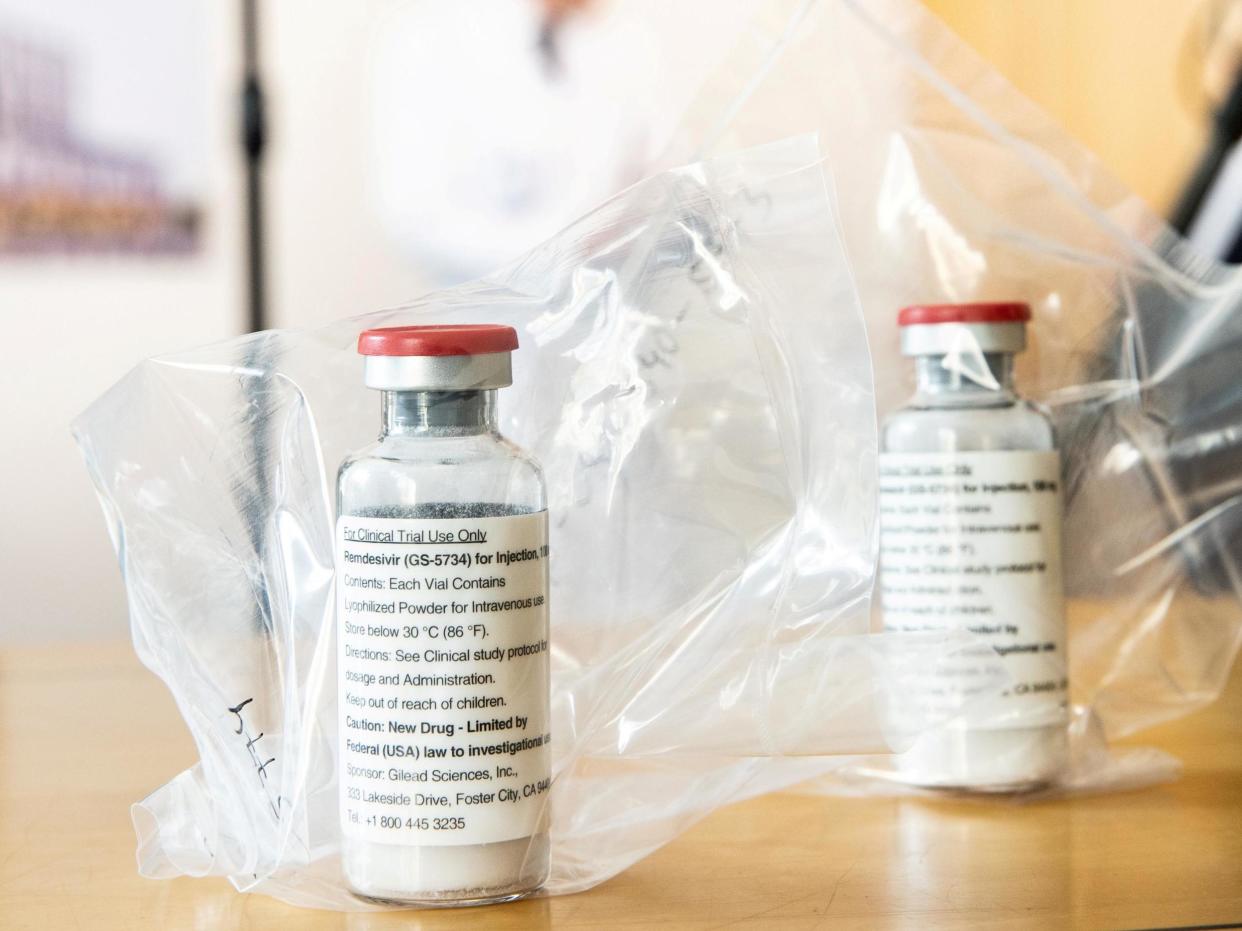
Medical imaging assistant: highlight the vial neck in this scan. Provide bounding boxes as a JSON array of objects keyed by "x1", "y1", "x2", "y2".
[
  {"x1": 381, "y1": 390, "x2": 498, "y2": 437},
  {"x1": 912, "y1": 353, "x2": 1016, "y2": 407}
]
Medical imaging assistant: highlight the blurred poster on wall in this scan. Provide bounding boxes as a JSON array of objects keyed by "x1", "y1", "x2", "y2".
[{"x1": 0, "y1": 0, "x2": 207, "y2": 256}]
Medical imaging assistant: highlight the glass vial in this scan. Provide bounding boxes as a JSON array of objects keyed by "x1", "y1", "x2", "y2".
[
  {"x1": 336, "y1": 324, "x2": 551, "y2": 905},
  {"x1": 880, "y1": 303, "x2": 1068, "y2": 791}
]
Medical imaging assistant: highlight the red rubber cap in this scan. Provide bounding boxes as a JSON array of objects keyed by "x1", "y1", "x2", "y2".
[
  {"x1": 898, "y1": 302, "x2": 1031, "y2": 326},
  {"x1": 358, "y1": 324, "x2": 519, "y2": 357}
]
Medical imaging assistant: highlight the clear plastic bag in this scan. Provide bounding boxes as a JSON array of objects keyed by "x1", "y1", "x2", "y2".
[
  {"x1": 673, "y1": 0, "x2": 1242, "y2": 793},
  {"x1": 74, "y1": 137, "x2": 1001, "y2": 908},
  {"x1": 75, "y1": 0, "x2": 1242, "y2": 905}
]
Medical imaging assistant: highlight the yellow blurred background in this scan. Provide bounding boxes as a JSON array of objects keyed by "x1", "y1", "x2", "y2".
[{"x1": 923, "y1": 0, "x2": 1211, "y2": 212}]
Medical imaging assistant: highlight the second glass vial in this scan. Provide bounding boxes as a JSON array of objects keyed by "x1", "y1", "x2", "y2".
[{"x1": 880, "y1": 302, "x2": 1069, "y2": 792}]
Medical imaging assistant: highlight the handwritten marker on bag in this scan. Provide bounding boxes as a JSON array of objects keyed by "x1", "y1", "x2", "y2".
[
  {"x1": 880, "y1": 303, "x2": 1069, "y2": 792},
  {"x1": 336, "y1": 324, "x2": 551, "y2": 904}
]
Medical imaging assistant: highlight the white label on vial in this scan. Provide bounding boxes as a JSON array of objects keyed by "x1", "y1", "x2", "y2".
[
  {"x1": 879, "y1": 451, "x2": 1068, "y2": 729},
  {"x1": 336, "y1": 512, "x2": 550, "y2": 846}
]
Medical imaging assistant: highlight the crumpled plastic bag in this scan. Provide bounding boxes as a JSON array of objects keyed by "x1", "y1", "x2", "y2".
[
  {"x1": 672, "y1": 0, "x2": 1242, "y2": 793},
  {"x1": 75, "y1": 137, "x2": 1000, "y2": 907}
]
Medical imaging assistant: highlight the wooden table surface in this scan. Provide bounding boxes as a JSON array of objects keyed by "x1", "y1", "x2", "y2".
[{"x1": 2, "y1": 643, "x2": 1239, "y2": 930}]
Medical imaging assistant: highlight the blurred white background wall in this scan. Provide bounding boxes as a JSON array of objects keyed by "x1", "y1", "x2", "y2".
[
  {"x1": 265, "y1": 0, "x2": 433, "y2": 329},
  {"x1": 0, "y1": 0, "x2": 1217, "y2": 644},
  {"x1": 0, "y1": 0, "x2": 747, "y2": 643}
]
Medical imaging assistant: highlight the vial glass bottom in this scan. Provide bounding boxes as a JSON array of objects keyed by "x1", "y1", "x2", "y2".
[
  {"x1": 342, "y1": 833, "x2": 550, "y2": 907},
  {"x1": 895, "y1": 724, "x2": 1068, "y2": 793}
]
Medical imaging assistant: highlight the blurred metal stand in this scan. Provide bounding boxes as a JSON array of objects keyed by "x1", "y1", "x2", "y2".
[
  {"x1": 242, "y1": 0, "x2": 267, "y2": 333},
  {"x1": 239, "y1": 0, "x2": 276, "y2": 636}
]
